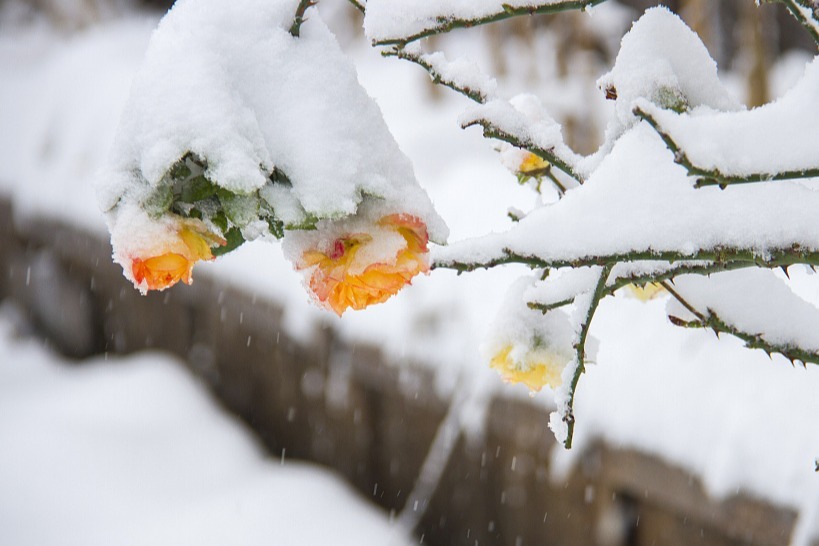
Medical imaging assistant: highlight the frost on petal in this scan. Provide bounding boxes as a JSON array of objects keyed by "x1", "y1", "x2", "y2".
[{"x1": 283, "y1": 203, "x2": 430, "y2": 315}]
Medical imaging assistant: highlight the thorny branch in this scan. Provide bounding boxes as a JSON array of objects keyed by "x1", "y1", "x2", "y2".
[
  {"x1": 663, "y1": 282, "x2": 819, "y2": 365},
  {"x1": 562, "y1": 265, "x2": 611, "y2": 449},
  {"x1": 382, "y1": 47, "x2": 490, "y2": 103},
  {"x1": 767, "y1": 0, "x2": 819, "y2": 45},
  {"x1": 290, "y1": 0, "x2": 317, "y2": 37},
  {"x1": 372, "y1": 0, "x2": 611, "y2": 46},
  {"x1": 635, "y1": 106, "x2": 819, "y2": 189},
  {"x1": 435, "y1": 245, "x2": 819, "y2": 274}
]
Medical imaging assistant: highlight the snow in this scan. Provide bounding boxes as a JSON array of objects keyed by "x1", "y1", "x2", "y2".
[
  {"x1": 598, "y1": 7, "x2": 741, "y2": 127},
  {"x1": 0, "y1": 310, "x2": 410, "y2": 546},
  {"x1": 3, "y1": 5, "x2": 819, "y2": 544},
  {"x1": 638, "y1": 56, "x2": 819, "y2": 178}
]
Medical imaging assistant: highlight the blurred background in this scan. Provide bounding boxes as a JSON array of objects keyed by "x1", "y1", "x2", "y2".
[{"x1": 1, "y1": 0, "x2": 818, "y2": 545}]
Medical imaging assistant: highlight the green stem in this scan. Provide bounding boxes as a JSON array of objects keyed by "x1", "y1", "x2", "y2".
[
  {"x1": 290, "y1": 0, "x2": 316, "y2": 38},
  {"x1": 373, "y1": 0, "x2": 611, "y2": 46},
  {"x1": 606, "y1": 261, "x2": 755, "y2": 294},
  {"x1": 563, "y1": 265, "x2": 611, "y2": 449},
  {"x1": 383, "y1": 47, "x2": 489, "y2": 103},
  {"x1": 528, "y1": 297, "x2": 575, "y2": 313},
  {"x1": 435, "y1": 245, "x2": 819, "y2": 274}
]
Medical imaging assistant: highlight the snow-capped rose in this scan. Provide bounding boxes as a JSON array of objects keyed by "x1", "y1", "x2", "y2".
[
  {"x1": 489, "y1": 343, "x2": 569, "y2": 392},
  {"x1": 286, "y1": 211, "x2": 429, "y2": 315},
  {"x1": 111, "y1": 210, "x2": 225, "y2": 294}
]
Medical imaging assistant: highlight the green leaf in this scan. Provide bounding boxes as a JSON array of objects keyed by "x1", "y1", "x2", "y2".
[
  {"x1": 212, "y1": 227, "x2": 245, "y2": 257},
  {"x1": 181, "y1": 175, "x2": 218, "y2": 203},
  {"x1": 143, "y1": 185, "x2": 173, "y2": 217},
  {"x1": 218, "y1": 189, "x2": 259, "y2": 227},
  {"x1": 212, "y1": 210, "x2": 228, "y2": 233},
  {"x1": 169, "y1": 159, "x2": 192, "y2": 180}
]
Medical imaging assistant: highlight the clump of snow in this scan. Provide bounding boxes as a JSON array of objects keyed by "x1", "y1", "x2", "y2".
[
  {"x1": 637, "y1": 56, "x2": 819, "y2": 178},
  {"x1": 100, "y1": 0, "x2": 446, "y2": 245},
  {"x1": 596, "y1": 7, "x2": 741, "y2": 140}
]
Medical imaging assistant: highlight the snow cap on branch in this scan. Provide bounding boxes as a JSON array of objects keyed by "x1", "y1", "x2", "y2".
[{"x1": 598, "y1": 6, "x2": 741, "y2": 128}]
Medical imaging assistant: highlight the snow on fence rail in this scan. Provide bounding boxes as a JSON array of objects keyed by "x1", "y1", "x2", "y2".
[{"x1": 0, "y1": 197, "x2": 810, "y2": 546}]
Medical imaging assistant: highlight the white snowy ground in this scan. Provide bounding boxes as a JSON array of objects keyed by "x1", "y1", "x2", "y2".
[
  {"x1": 0, "y1": 307, "x2": 411, "y2": 546},
  {"x1": 0, "y1": 4, "x2": 818, "y2": 545}
]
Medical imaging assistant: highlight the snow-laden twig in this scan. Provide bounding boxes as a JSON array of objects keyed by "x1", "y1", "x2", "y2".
[
  {"x1": 382, "y1": 46, "x2": 496, "y2": 104},
  {"x1": 435, "y1": 246, "x2": 819, "y2": 274},
  {"x1": 381, "y1": 46, "x2": 578, "y2": 191},
  {"x1": 662, "y1": 269, "x2": 819, "y2": 366},
  {"x1": 460, "y1": 100, "x2": 584, "y2": 183},
  {"x1": 367, "y1": 0, "x2": 611, "y2": 46},
  {"x1": 635, "y1": 105, "x2": 819, "y2": 189},
  {"x1": 770, "y1": 0, "x2": 819, "y2": 45},
  {"x1": 663, "y1": 281, "x2": 819, "y2": 366}
]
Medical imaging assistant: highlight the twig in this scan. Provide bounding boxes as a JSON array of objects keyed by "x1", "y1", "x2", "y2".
[
  {"x1": 372, "y1": 0, "x2": 611, "y2": 46},
  {"x1": 606, "y1": 261, "x2": 755, "y2": 294},
  {"x1": 662, "y1": 281, "x2": 819, "y2": 365},
  {"x1": 383, "y1": 47, "x2": 489, "y2": 103},
  {"x1": 563, "y1": 265, "x2": 611, "y2": 448},
  {"x1": 434, "y1": 245, "x2": 819, "y2": 274},
  {"x1": 767, "y1": 0, "x2": 819, "y2": 45},
  {"x1": 528, "y1": 297, "x2": 575, "y2": 313},
  {"x1": 290, "y1": 0, "x2": 317, "y2": 38},
  {"x1": 347, "y1": 0, "x2": 365, "y2": 14},
  {"x1": 635, "y1": 106, "x2": 819, "y2": 189}
]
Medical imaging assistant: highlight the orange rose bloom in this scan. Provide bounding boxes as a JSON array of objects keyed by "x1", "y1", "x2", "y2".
[
  {"x1": 300, "y1": 214, "x2": 429, "y2": 315},
  {"x1": 489, "y1": 344, "x2": 566, "y2": 392},
  {"x1": 132, "y1": 225, "x2": 225, "y2": 291}
]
